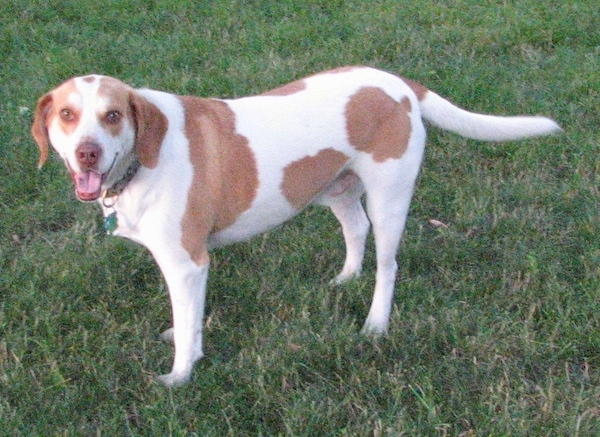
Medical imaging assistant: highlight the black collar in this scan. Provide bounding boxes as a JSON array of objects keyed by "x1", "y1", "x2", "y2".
[{"x1": 102, "y1": 158, "x2": 141, "y2": 200}]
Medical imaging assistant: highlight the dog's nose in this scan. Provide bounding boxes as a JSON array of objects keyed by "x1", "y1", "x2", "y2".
[{"x1": 76, "y1": 142, "x2": 102, "y2": 169}]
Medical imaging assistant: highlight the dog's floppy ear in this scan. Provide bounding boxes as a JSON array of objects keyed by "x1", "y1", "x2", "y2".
[
  {"x1": 129, "y1": 90, "x2": 168, "y2": 169},
  {"x1": 31, "y1": 93, "x2": 53, "y2": 169}
]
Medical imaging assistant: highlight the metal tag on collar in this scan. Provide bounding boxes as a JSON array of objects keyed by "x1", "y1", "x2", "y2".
[
  {"x1": 101, "y1": 190, "x2": 118, "y2": 208},
  {"x1": 103, "y1": 211, "x2": 118, "y2": 235}
]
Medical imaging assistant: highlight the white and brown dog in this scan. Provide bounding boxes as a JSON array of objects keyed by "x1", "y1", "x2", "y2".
[{"x1": 32, "y1": 66, "x2": 560, "y2": 386}]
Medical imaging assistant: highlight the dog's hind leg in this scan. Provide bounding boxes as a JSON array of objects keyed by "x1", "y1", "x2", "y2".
[
  {"x1": 358, "y1": 158, "x2": 422, "y2": 335},
  {"x1": 317, "y1": 172, "x2": 369, "y2": 284}
]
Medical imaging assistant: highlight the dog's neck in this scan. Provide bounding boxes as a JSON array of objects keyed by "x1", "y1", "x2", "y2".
[{"x1": 102, "y1": 156, "x2": 141, "y2": 200}]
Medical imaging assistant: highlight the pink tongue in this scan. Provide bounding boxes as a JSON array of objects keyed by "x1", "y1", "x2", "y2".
[{"x1": 75, "y1": 171, "x2": 102, "y2": 195}]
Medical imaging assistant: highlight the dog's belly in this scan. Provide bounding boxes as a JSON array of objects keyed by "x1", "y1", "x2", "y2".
[
  {"x1": 207, "y1": 197, "x2": 298, "y2": 248},
  {"x1": 208, "y1": 181, "x2": 300, "y2": 249},
  {"x1": 206, "y1": 165, "x2": 359, "y2": 249}
]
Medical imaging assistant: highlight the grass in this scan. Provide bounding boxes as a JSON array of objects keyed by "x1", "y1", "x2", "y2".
[{"x1": 1, "y1": 0, "x2": 598, "y2": 435}]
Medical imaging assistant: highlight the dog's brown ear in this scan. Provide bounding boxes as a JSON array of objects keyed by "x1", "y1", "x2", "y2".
[
  {"x1": 129, "y1": 90, "x2": 168, "y2": 169},
  {"x1": 31, "y1": 93, "x2": 53, "y2": 169}
]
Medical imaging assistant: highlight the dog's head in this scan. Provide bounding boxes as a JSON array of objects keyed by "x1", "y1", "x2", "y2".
[{"x1": 32, "y1": 75, "x2": 167, "y2": 202}]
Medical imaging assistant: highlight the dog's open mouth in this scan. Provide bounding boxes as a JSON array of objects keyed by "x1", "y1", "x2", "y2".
[
  {"x1": 69, "y1": 155, "x2": 118, "y2": 202},
  {"x1": 72, "y1": 170, "x2": 105, "y2": 201}
]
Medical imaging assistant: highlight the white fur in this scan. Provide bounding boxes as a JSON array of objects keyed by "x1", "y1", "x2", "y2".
[{"x1": 419, "y1": 91, "x2": 562, "y2": 141}]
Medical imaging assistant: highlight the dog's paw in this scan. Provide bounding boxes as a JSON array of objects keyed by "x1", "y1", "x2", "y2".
[
  {"x1": 157, "y1": 371, "x2": 190, "y2": 388},
  {"x1": 330, "y1": 270, "x2": 361, "y2": 286},
  {"x1": 159, "y1": 328, "x2": 174, "y2": 343},
  {"x1": 361, "y1": 319, "x2": 389, "y2": 337}
]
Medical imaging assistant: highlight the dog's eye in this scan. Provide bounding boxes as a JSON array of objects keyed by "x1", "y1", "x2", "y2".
[
  {"x1": 105, "y1": 111, "x2": 122, "y2": 124},
  {"x1": 60, "y1": 109, "x2": 74, "y2": 121}
]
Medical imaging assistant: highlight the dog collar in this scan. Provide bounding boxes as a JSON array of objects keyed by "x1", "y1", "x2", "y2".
[
  {"x1": 102, "y1": 158, "x2": 141, "y2": 200},
  {"x1": 101, "y1": 158, "x2": 140, "y2": 236}
]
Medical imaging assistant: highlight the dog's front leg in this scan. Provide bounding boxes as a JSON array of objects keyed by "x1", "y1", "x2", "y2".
[{"x1": 155, "y1": 255, "x2": 209, "y2": 387}]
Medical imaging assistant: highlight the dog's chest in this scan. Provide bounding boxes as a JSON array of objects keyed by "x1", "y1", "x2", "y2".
[{"x1": 101, "y1": 160, "x2": 193, "y2": 244}]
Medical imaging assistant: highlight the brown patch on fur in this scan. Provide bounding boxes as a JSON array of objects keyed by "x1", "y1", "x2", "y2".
[
  {"x1": 261, "y1": 66, "x2": 362, "y2": 96},
  {"x1": 129, "y1": 91, "x2": 168, "y2": 169},
  {"x1": 179, "y1": 97, "x2": 259, "y2": 265},
  {"x1": 345, "y1": 87, "x2": 412, "y2": 162},
  {"x1": 82, "y1": 76, "x2": 96, "y2": 83},
  {"x1": 97, "y1": 77, "x2": 135, "y2": 138},
  {"x1": 31, "y1": 92, "x2": 53, "y2": 168},
  {"x1": 52, "y1": 79, "x2": 81, "y2": 137},
  {"x1": 402, "y1": 77, "x2": 429, "y2": 101},
  {"x1": 31, "y1": 79, "x2": 82, "y2": 167},
  {"x1": 261, "y1": 79, "x2": 307, "y2": 96},
  {"x1": 281, "y1": 148, "x2": 350, "y2": 210}
]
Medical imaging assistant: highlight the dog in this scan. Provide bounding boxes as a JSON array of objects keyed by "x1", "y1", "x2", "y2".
[{"x1": 31, "y1": 66, "x2": 561, "y2": 386}]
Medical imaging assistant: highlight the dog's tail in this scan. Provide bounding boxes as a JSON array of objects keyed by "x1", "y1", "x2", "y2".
[{"x1": 416, "y1": 88, "x2": 562, "y2": 142}]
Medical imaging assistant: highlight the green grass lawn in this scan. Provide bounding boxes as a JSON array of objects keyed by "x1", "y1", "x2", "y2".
[{"x1": 1, "y1": 0, "x2": 598, "y2": 435}]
